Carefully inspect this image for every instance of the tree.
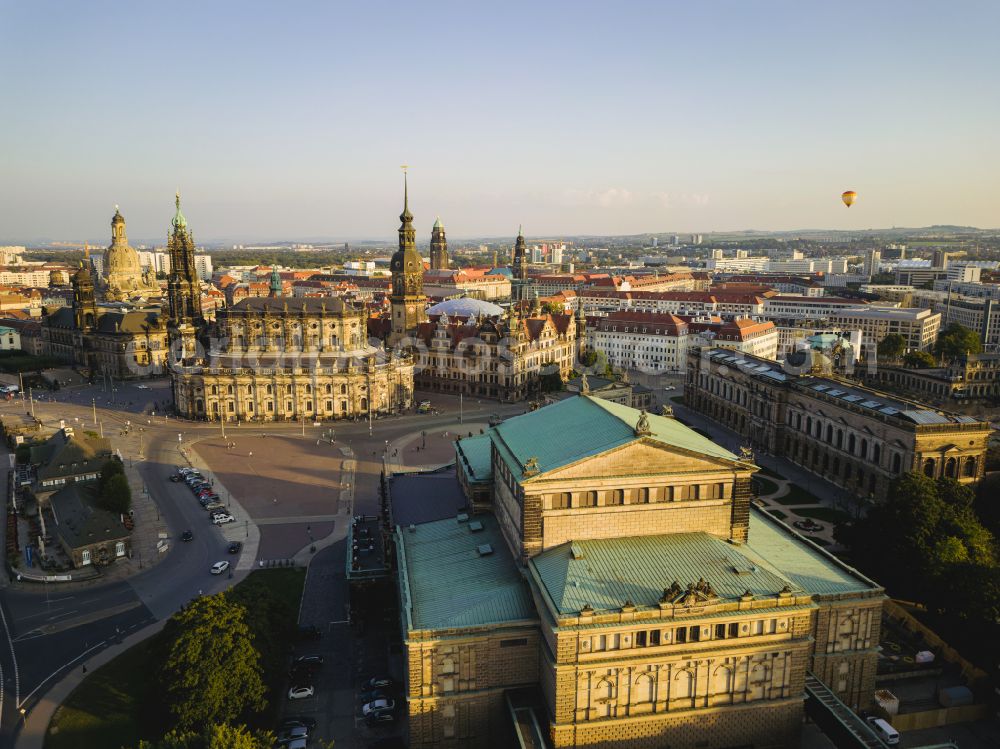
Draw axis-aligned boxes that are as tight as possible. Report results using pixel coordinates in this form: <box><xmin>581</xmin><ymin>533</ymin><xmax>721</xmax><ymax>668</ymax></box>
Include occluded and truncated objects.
<box><xmin>843</xmin><ymin>473</ymin><xmax>998</xmax><ymax>616</ymax></box>
<box><xmin>903</xmin><ymin>351</ymin><xmax>936</xmax><ymax>368</ymax></box>
<box><xmin>877</xmin><ymin>333</ymin><xmax>906</xmax><ymax>360</ymax></box>
<box><xmin>99</xmin><ymin>472</ymin><xmax>132</xmax><ymax>514</ymax></box>
<box><xmin>134</xmin><ymin>724</ymin><xmax>278</xmax><ymax>749</ymax></box>
<box><xmin>160</xmin><ymin>594</ymin><xmax>266</xmax><ymax>730</ymax></box>
<box><xmin>99</xmin><ymin>458</ymin><xmax>124</xmax><ymax>490</ymax></box>
<box><xmin>934</xmin><ymin>323</ymin><xmax>983</xmax><ymax>360</ymax></box>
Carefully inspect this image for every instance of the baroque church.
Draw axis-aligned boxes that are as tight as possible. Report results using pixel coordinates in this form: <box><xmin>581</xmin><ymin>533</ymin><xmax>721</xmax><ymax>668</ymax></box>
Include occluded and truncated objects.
<box><xmin>170</xmin><ymin>188</ymin><xmax>415</xmax><ymax>422</ymax></box>
<box><xmin>41</xmin><ymin>207</ymin><xmax>169</xmax><ymax>379</ymax></box>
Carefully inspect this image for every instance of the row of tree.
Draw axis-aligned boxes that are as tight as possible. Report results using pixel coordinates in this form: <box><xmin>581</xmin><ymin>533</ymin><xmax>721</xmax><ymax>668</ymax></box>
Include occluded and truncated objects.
<box><xmin>877</xmin><ymin>322</ymin><xmax>982</xmax><ymax>366</ymax></box>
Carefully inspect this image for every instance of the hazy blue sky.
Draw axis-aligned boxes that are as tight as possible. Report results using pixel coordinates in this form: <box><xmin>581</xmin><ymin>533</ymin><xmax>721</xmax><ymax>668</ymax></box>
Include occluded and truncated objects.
<box><xmin>2</xmin><ymin>1</ymin><xmax>998</xmax><ymax>242</ymax></box>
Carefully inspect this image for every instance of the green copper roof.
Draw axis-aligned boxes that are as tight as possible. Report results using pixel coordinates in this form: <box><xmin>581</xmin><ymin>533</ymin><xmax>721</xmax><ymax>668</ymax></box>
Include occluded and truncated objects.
<box><xmin>529</xmin><ymin>507</ymin><xmax>879</xmax><ymax>617</ymax></box>
<box><xmin>397</xmin><ymin>515</ymin><xmax>536</xmax><ymax>631</ymax></box>
<box><xmin>456</xmin><ymin>434</ymin><xmax>492</xmax><ymax>484</ymax></box>
<box><xmin>490</xmin><ymin>395</ymin><xmax>740</xmax><ymax>478</ymax></box>
<box><xmin>742</xmin><ymin>510</ymin><xmax>881</xmax><ymax>598</ymax></box>
<box><xmin>433</xmin><ymin>216</ymin><xmax>443</xmax><ymax>230</ymax></box>
<box><xmin>172</xmin><ymin>191</ymin><xmax>187</xmax><ymax>229</ymax></box>
<box><xmin>530</xmin><ymin>530</ymin><xmax>794</xmax><ymax>616</ymax></box>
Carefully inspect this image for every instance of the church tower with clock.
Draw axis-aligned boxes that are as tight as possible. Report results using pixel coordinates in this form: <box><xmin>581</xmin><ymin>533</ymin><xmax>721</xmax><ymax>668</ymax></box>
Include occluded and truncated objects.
<box><xmin>388</xmin><ymin>173</ymin><xmax>426</xmax><ymax>345</ymax></box>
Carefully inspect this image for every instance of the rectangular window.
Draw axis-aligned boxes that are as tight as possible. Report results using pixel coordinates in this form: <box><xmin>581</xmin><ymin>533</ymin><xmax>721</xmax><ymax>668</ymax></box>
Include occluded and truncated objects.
<box><xmin>715</xmin><ymin>623</ymin><xmax>726</xmax><ymax>640</ymax></box>
<box><xmin>552</xmin><ymin>493</ymin><xmax>571</xmax><ymax>509</ymax></box>
<box><xmin>636</xmin><ymin>631</ymin><xmax>647</xmax><ymax>647</ymax></box>
<box><xmin>676</xmin><ymin>627</ymin><xmax>687</xmax><ymax>644</ymax></box>
<box><xmin>500</xmin><ymin>638</ymin><xmax>528</xmax><ymax>648</ymax></box>
<box><xmin>115</xmin><ymin>541</ymin><xmax>126</xmax><ymax>557</ymax></box>
<box><xmin>752</xmin><ymin>620</ymin><xmax>764</xmax><ymax>636</ymax></box>
<box><xmin>728</xmin><ymin>622</ymin><xmax>739</xmax><ymax>638</ymax></box>
<box><xmin>690</xmin><ymin>626</ymin><xmax>701</xmax><ymax>642</ymax></box>
<box><xmin>649</xmin><ymin>629</ymin><xmax>661</xmax><ymax>646</ymax></box>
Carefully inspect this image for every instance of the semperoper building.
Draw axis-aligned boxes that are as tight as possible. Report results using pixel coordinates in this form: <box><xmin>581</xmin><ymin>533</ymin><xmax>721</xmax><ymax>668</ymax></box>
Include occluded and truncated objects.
<box><xmin>396</xmin><ymin>396</ymin><xmax>885</xmax><ymax>749</ymax></box>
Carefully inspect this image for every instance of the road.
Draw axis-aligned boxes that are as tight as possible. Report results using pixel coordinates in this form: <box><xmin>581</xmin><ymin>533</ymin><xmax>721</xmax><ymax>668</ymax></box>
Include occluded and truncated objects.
<box><xmin>0</xmin><ymin>379</ymin><xmax>523</xmax><ymax>748</ymax></box>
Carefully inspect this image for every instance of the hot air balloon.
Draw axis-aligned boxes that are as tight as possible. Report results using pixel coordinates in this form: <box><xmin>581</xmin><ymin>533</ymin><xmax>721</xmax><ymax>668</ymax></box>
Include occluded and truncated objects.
<box><xmin>842</xmin><ymin>190</ymin><xmax>857</xmax><ymax>208</ymax></box>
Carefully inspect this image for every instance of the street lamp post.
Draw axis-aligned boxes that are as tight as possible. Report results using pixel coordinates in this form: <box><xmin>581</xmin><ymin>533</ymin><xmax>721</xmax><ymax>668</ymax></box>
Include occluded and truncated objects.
<box><xmin>92</xmin><ymin>397</ymin><xmax>97</xmax><ymax>425</ymax></box>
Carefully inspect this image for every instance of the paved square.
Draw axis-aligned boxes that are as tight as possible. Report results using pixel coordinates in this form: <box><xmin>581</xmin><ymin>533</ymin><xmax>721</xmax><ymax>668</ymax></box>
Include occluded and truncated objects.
<box><xmin>195</xmin><ymin>434</ymin><xmax>343</xmax><ymax>558</ymax></box>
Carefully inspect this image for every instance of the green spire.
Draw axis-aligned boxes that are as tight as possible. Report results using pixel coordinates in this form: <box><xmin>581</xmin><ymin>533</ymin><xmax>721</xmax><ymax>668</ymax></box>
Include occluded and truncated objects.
<box><xmin>172</xmin><ymin>190</ymin><xmax>187</xmax><ymax>229</ymax></box>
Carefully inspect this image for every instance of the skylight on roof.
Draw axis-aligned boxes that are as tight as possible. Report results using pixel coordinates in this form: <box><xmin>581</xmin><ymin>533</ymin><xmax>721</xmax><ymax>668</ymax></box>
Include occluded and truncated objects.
<box><xmin>842</xmin><ymin>394</ymin><xmax>864</xmax><ymax>403</ymax></box>
<box><xmin>812</xmin><ymin>384</ymin><xmax>830</xmax><ymax>391</ymax></box>
<box><xmin>826</xmin><ymin>389</ymin><xmax>846</xmax><ymax>396</ymax></box>
<box><xmin>879</xmin><ymin>407</ymin><xmax>899</xmax><ymax>415</ymax></box>
<box><xmin>859</xmin><ymin>400</ymin><xmax>882</xmax><ymax>408</ymax></box>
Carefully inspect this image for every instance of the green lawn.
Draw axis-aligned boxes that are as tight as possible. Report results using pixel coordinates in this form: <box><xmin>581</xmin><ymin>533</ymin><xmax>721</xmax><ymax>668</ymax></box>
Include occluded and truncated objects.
<box><xmin>46</xmin><ymin>638</ymin><xmax>159</xmax><ymax>749</ymax></box>
<box><xmin>793</xmin><ymin>506</ymin><xmax>851</xmax><ymax>524</ymax></box>
<box><xmin>46</xmin><ymin>568</ymin><xmax>306</xmax><ymax>749</ymax></box>
<box><xmin>772</xmin><ymin>483</ymin><xmax>820</xmax><ymax>506</ymax></box>
<box><xmin>751</xmin><ymin>476</ymin><xmax>780</xmax><ymax>497</ymax></box>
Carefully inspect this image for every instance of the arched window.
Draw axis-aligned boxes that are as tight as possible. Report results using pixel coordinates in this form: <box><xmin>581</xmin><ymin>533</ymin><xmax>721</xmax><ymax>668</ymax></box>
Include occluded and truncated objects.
<box><xmin>848</xmin><ymin>434</ymin><xmax>856</xmax><ymax>453</ymax></box>
<box><xmin>673</xmin><ymin>670</ymin><xmax>693</xmax><ymax>702</ymax></box>
<box><xmin>266</xmin><ymin>384</ymin><xmax>272</xmax><ymax>394</ymax></box>
<box><xmin>945</xmin><ymin>457</ymin><xmax>957</xmax><ymax>478</ymax></box>
<box><xmin>860</xmin><ymin>439</ymin><xmax>868</xmax><ymax>459</ymax></box>
<box><xmin>227</xmin><ymin>385</ymin><xmax>234</xmax><ymax>395</ymax></box>
<box><xmin>826</xmin><ymin>425</ymin><xmax>833</xmax><ymax>443</ymax></box>
<box><xmin>712</xmin><ymin>666</ymin><xmax>733</xmax><ymax>705</ymax></box>
<box><xmin>872</xmin><ymin>443</ymin><xmax>881</xmax><ymax>464</ymax></box>
<box><xmin>964</xmin><ymin>457</ymin><xmax>977</xmax><ymax>478</ymax></box>
<box><xmin>923</xmin><ymin>458</ymin><xmax>935</xmax><ymax>477</ymax></box>
<box><xmin>340</xmin><ymin>384</ymin><xmax>347</xmax><ymax>394</ymax></box>
<box><xmin>633</xmin><ymin>674</ymin><xmax>654</xmax><ymax>705</ymax></box>
<box><xmin>892</xmin><ymin>453</ymin><xmax>901</xmax><ymax>472</ymax></box>
<box><xmin>360</xmin><ymin>397</ymin><xmax>368</xmax><ymax>412</ymax></box>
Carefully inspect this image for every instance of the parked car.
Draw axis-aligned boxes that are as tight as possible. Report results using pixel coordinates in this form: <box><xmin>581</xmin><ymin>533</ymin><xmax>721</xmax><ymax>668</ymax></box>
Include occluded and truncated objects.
<box><xmin>276</xmin><ymin>725</ymin><xmax>308</xmax><ymax>744</ymax></box>
<box><xmin>284</xmin><ymin>740</ymin><xmax>307</xmax><ymax>749</ymax></box>
<box><xmin>365</xmin><ymin>712</ymin><xmax>395</xmax><ymax>726</ymax></box>
<box><xmin>180</xmin><ymin>530</ymin><xmax>193</xmax><ymax>542</ymax></box>
<box><xmin>169</xmin><ymin>474</ymin><xmax>183</xmax><ymax>482</ymax></box>
<box><xmin>363</xmin><ymin>676</ymin><xmax>393</xmax><ymax>691</ymax></box>
<box><xmin>294</xmin><ymin>654</ymin><xmax>324</xmax><ymax>666</ymax></box>
<box><xmin>227</xmin><ymin>541</ymin><xmax>243</xmax><ymax>554</ymax></box>
<box><xmin>204</xmin><ymin>502</ymin><xmax>226</xmax><ymax>512</ymax></box>
<box><xmin>279</xmin><ymin>716</ymin><xmax>317</xmax><ymax>731</ymax></box>
<box><xmin>287</xmin><ymin>685</ymin><xmax>314</xmax><ymax>700</ymax></box>
<box><xmin>210</xmin><ymin>561</ymin><xmax>230</xmax><ymax>575</ymax></box>
<box><xmin>212</xmin><ymin>514</ymin><xmax>235</xmax><ymax>525</ymax></box>
<box><xmin>362</xmin><ymin>698</ymin><xmax>395</xmax><ymax>716</ymax></box>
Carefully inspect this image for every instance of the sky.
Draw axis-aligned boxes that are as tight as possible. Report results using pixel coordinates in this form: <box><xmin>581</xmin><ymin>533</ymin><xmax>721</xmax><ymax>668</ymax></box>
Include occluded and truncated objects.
<box><xmin>2</xmin><ymin>1</ymin><xmax>999</xmax><ymax>242</ymax></box>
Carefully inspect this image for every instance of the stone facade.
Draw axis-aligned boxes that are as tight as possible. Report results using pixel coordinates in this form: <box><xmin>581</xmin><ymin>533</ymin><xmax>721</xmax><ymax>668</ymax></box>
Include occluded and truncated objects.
<box><xmin>406</xmin><ymin>626</ymin><xmax>540</xmax><ymax>747</ymax></box>
<box><xmin>399</xmin><ymin>397</ymin><xmax>886</xmax><ymax>749</ymax></box>
<box><xmin>102</xmin><ymin>207</ymin><xmax>158</xmax><ymax>301</ymax></box>
<box><xmin>41</xmin><ymin>264</ymin><xmax>169</xmax><ymax>379</ymax></box>
<box><xmin>171</xmin><ymin>297</ymin><xmax>413</xmax><ymax>421</ymax></box>
<box><xmin>685</xmin><ymin>347</ymin><xmax>991</xmax><ymax>499</ymax></box>
<box><xmin>405</xmin><ymin>309</ymin><xmax>580</xmax><ymax>401</ymax></box>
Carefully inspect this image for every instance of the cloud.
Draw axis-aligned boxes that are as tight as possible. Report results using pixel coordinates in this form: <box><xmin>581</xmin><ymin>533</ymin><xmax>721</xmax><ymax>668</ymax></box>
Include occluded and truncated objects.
<box><xmin>563</xmin><ymin>187</ymin><xmax>635</xmax><ymax>207</ymax></box>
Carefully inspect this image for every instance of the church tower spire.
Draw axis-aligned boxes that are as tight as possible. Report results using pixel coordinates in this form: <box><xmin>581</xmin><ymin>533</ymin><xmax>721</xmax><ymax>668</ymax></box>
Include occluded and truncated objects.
<box><xmin>430</xmin><ymin>216</ymin><xmax>449</xmax><ymax>270</ymax></box>
<box><xmin>166</xmin><ymin>191</ymin><xmax>204</xmax><ymax>361</ymax></box>
<box><xmin>388</xmin><ymin>169</ymin><xmax>426</xmax><ymax>345</ymax></box>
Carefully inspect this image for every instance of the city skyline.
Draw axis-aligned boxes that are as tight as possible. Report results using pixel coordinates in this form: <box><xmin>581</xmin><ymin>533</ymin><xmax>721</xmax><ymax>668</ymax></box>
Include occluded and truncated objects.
<box><xmin>3</xmin><ymin>1</ymin><xmax>999</xmax><ymax>240</ymax></box>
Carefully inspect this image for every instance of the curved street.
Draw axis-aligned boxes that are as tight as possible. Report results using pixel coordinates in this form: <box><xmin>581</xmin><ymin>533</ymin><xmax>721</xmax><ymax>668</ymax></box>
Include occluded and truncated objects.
<box><xmin>0</xmin><ymin>379</ymin><xmax>522</xmax><ymax>748</ymax></box>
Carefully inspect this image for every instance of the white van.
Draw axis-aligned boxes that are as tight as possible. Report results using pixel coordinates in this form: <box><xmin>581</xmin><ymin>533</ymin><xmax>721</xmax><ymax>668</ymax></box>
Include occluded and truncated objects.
<box><xmin>868</xmin><ymin>717</ymin><xmax>899</xmax><ymax>745</ymax></box>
